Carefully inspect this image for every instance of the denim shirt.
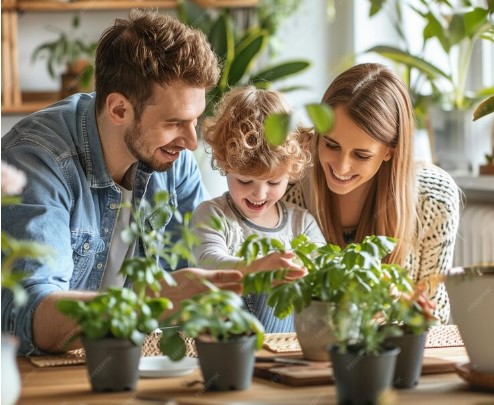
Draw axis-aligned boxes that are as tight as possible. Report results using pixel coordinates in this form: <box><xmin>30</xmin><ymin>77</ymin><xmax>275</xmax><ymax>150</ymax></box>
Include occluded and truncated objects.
<box><xmin>1</xmin><ymin>93</ymin><xmax>207</xmax><ymax>355</ymax></box>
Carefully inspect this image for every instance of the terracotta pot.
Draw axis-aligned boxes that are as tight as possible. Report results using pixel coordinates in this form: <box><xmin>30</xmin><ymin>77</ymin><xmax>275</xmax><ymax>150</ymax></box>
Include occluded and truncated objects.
<box><xmin>445</xmin><ymin>265</ymin><xmax>494</xmax><ymax>373</ymax></box>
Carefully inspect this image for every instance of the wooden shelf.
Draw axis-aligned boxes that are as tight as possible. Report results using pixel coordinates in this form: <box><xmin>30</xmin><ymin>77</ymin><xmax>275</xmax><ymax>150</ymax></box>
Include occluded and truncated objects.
<box><xmin>1</xmin><ymin>0</ymin><xmax>259</xmax><ymax>115</ymax></box>
<box><xmin>15</xmin><ymin>0</ymin><xmax>178</xmax><ymax>12</ymax></box>
<box><xmin>2</xmin><ymin>91</ymin><xmax>59</xmax><ymax>114</ymax></box>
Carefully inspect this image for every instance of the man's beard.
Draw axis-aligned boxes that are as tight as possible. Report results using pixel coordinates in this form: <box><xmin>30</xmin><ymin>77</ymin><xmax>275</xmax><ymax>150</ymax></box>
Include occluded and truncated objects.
<box><xmin>124</xmin><ymin>120</ymin><xmax>173</xmax><ymax>172</ymax></box>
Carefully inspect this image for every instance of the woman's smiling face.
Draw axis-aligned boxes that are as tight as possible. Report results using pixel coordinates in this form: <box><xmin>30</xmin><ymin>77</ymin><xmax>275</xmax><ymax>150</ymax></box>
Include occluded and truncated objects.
<box><xmin>318</xmin><ymin>106</ymin><xmax>392</xmax><ymax>196</ymax></box>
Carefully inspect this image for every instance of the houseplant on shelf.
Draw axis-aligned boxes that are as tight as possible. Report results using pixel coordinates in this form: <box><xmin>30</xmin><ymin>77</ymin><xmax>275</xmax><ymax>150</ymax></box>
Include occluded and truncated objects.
<box><xmin>364</xmin><ymin>0</ymin><xmax>494</xmax><ymax>173</ymax></box>
<box><xmin>56</xmin><ymin>190</ymin><xmax>198</xmax><ymax>392</ymax></box>
<box><xmin>31</xmin><ymin>14</ymin><xmax>97</xmax><ymax>99</ymax></box>
<box><xmin>159</xmin><ymin>280</ymin><xmax>265</xmax><ymax>391</ymax></box>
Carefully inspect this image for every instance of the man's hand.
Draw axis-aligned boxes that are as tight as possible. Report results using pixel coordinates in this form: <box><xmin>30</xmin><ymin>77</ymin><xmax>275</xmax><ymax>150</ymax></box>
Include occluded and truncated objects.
<box><xmin>161</xmin><ymin>268</ymin><xmax>244</xmax><ymax>311</ymax></box>
<box><xmin>241</xmin><ymin>251</ymin><xmax>307</xmax><ymax>282</ymax></box>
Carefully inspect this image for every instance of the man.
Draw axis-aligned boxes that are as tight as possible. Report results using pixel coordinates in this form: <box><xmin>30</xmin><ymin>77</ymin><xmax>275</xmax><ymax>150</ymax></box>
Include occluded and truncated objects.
<box><xmin>1</xmin><ymin>10</ymin><xmax>243</xmax><ymax>356</ymax></box>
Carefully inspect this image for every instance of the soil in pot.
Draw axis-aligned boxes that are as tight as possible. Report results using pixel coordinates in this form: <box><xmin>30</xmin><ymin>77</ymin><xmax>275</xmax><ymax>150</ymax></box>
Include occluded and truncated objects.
<box><xmin>195</xmin><ymin>335</ymin><xmax>257</xmax><ymax>391</ymax></box>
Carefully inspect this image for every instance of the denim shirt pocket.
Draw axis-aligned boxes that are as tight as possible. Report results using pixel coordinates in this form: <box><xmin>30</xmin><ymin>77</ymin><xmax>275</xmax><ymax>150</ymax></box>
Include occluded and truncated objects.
<box><xmin>70</xmin><ymin>231</ymin><xmax>105</xmax><ymax>287</ymax></box>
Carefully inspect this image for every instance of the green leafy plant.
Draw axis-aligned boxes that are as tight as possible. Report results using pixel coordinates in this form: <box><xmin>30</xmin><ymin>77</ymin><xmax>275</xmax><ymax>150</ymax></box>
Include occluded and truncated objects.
<box><xmin>239</xmin><ymin>234</ymin><xmax>428</xmax><ymax>355</ymax></box>
<box><xmin>159</xmin><ymin>280</ymin><xmax>265</xmax><ymax>361</ymax></box>
<box><xmin>178</xmin><ymin>5</ymin><xmax>311</xmax><ymax>118</ymax></box>
<box><xmin>31</xmin><ymin>14</ymin><xmax>97</xmax><ymax>86</ymax></box>
<box><xmin>1</xmin><ymin>161</ymin><xmax>53</xmax><ymax>307</ymax></box>
<box><xmin>365</xmin><ymin>0</ymin><xmax>494</xmax><ymax>111</ymax></box>
<box><xmin>57</xmin><ymin>191</ymin><xmax>199</xmax><ymax>346</ymax></box>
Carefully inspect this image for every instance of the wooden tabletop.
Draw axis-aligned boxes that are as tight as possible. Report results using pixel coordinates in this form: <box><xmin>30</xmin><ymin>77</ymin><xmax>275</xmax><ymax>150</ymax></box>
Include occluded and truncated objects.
<box><xmin>16</xmin><ymin>347</ymin><xmax>493</xmax><ymax>405</ymax></box>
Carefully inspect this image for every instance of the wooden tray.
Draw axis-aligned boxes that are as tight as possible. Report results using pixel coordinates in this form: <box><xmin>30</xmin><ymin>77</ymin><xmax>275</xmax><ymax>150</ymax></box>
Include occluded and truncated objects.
<box><xmin>254</xmin><ymin>356</ymin><xmax>457</xmax><ymax>387</ymax></box>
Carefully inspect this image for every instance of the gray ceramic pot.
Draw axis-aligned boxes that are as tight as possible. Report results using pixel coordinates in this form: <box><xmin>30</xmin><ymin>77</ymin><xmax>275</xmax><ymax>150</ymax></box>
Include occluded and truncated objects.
<box><xmin>445</xmin><ymin>265</ymin><xmax>494</xmax><ymax>373</ymax></box>
<box><xmin>195</xmin><ymin>335</ymin><xmax>257</xmax><ymax>391</ymax></box>
<box><xmin>294</xmin><ymin>301</ymin><xmax>335</xmax><ymax>361</ymax></box>
<box><xmin>82</xmin><ymin>337</ymin><xmax>141</xmax><ymax>392</ymax></box>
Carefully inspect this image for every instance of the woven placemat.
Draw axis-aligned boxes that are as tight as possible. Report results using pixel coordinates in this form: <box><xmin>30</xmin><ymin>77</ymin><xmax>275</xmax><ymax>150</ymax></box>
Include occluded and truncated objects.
<box><xmin>29</xmin><ymin>349</ymin><xmax>86</xmax><ymax>367</ymax></box>
<box><xmin>263</xmin><ymin>333</ymin><xmax>301</xmax><ymax>353</ymax></box>
<box><xmin>262</xmin><ymin>325</ymin><xmax>464</xmax><ymax>354</ymax></box>
<box><xmin>29</xmin><ymin>331</ymin><xmax>197</xmax><ymax>368</ymax></box>
<box><xmin>425</xmin><ymin>324</ymin><xmax>464</xmax><ymax>348</ymax></box>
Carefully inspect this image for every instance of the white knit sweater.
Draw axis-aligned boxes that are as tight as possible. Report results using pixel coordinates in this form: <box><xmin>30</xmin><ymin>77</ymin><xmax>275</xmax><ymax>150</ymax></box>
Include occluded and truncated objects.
<box><xmin>283</xmin><ymin>164</ymin><xmax>460</xmax><ymax>324</ymax></box>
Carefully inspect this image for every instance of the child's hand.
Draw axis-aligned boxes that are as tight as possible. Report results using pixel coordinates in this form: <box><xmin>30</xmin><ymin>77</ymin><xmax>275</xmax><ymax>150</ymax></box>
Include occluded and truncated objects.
<box><xmin>246</xmin><ymin>251</ymin><xmax>307</xmax><ymax>281</ymax></box>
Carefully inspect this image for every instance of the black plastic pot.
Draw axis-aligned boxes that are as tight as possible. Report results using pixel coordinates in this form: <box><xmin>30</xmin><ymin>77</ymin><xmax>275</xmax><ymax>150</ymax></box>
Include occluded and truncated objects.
<box><xmin>329</xmin><ymin>345</ymin><xmax>400</xmax><ymax>405</ymax></box>
<box><xmin>387</xmin><ymin>331</ymin><xmax>427</xmax><ymax>388</ymax></box>
<box><xmin>195</xmin><ymin>335</ymin><xmax>257</xmax><ymax>391</ymax></box>
<box><xmin>82</xmin><ymin>337</ymin><xmax>141</xmax><ymax>392</ymax></box>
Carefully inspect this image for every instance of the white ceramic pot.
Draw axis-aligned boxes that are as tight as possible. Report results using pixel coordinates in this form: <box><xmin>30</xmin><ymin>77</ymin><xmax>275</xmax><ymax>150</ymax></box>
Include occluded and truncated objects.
<box><xmin>1</xmin><ymin>334</ymin><xmax>21</xmax><ymax>405</ymax></box>
<box><xmin>445</xmin><ymin>265</ymin><xmax>494</xmax><ymax>373</ymax></box>
<box><xmin>294</xmin><ymin>301</ymin><xmax>335</xmax><ymax>361</ymax></box>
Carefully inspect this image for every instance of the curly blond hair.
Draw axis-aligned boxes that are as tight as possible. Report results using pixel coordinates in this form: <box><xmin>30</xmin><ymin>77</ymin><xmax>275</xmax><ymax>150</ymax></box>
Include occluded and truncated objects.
<box><xmin>202</xmin><ymin>86</ymin><xmax>312</xmax><ymax>181</ymax></box>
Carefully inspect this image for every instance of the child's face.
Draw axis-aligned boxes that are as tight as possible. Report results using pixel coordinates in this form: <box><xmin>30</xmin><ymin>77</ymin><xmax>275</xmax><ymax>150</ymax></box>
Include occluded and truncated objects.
<box><xmin>226</xmin><ymin>172</ymin><xmax>289</xmax><ymax>227</ymax></box>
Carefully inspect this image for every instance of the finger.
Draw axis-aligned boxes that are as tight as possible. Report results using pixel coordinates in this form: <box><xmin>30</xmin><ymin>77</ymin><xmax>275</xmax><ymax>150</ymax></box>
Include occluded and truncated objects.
<box><xmin>206</xmin><ymin>269</ymin><xmax>244</xmax><ymax>283</ymax></box>
<box><xmin>217</xmin><ymin>282</ymin><xmax>243</xmax><ymax>295</ymax></box>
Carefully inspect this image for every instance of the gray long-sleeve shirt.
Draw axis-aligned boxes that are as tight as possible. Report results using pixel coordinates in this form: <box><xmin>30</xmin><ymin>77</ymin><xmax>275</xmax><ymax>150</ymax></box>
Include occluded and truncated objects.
<box><xmin>190</xmin><ymin>192</ymin><xmax>326</xmax><ymax>333</ymax></box>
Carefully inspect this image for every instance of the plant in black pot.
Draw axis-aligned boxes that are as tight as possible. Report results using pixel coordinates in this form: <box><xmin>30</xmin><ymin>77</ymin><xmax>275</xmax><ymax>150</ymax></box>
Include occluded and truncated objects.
<box><xmin>57</xmin><ymin>191</ymin><xmax>197</xmax><ymax>392</ymax></box>
<box><xmin>240</xmin><ymin>234</ymin><xmax>416</xmax><ymax>403</ymax></box>
<box><xmin>159</xmin><ymin>281</ymin><xmax>265</xmax><ymax>391</ymax></box>
<box><xmin>384</xmin><ymin>279</ymin><xmax>438</xmax><ymax>389</ymax></box>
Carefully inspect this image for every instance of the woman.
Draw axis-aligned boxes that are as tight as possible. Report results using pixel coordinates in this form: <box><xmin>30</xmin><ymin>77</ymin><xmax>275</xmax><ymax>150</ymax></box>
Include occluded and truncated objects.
<box><xmin>284</xmin><ymin>63</ymin><xmax>460</xmax><ymax>323</ymax></box>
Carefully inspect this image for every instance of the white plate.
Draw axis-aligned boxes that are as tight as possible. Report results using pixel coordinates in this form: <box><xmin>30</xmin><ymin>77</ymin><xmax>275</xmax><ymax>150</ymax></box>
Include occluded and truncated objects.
<box><xmin>139</xmin><ymin>356</ymin><xmax>198</xmax><ymax>378</ymax></box>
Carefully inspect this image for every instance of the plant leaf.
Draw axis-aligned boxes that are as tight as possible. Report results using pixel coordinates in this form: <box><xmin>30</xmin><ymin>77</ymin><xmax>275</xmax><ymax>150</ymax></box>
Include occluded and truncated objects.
<box><xmin>473</xmin><ymin>94</ymin><xmax>494</xmax><ymax>121</ymax></box>
<box><xmin>250</xmin><ymin>60</ymin><xmax>311</xmax><ymax>86</ymax></box>
<box><xmin>305</xmin><ymin>103</ymin><xmax>334</xmax><ymax>134</ymax></box>
<box><xmin>264</xmin><ymin>113</ymin><xmax>290</xmax><ymax>146</ymax></box>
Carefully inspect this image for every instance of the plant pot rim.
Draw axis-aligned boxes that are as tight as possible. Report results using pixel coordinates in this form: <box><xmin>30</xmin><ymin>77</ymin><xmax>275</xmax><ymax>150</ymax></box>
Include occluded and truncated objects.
<box><xmin>196</xmin><ymin>334</ymin><xmax>258</xmax><ymax>344</ymax></box>
<box><xmin>446</xmin><ymin>265</ymin><xmax>494</xmax><ymax>278</ymax></box>
<box><xmin>329</xmin><ymin>344</ymin><xmax>401</xmax><ymax>358</ymax></box>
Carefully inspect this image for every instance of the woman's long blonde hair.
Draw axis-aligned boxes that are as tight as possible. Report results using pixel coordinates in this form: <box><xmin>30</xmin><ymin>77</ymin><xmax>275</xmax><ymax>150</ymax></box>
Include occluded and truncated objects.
<box><xmin>311</xmin><ymin>63</ymin><xmax>417</xmax><ymax>265</ymax></box>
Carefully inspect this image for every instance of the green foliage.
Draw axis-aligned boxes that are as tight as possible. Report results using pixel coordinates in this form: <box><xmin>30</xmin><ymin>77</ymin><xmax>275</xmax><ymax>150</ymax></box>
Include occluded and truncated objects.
<box><xmin>1</xmin><ymin>172</ymin><xmax>54</xmax><ymax>308</ymax></box>
<box><xmin>159</xmin><ymin>280</ymin><xmax>265</xmax><ymax>361</ymax></box>
<box><xmin>365</xmin><ymin>1</ymin><xmax>494</xmax><ymax>111</ymax></box>
<box><xmin>31</xmin><ymin>14</ymin><xmax>97</xmax><ymax>83</ymax></box>
<box><xmin>473</xmin><ymin>94</ymin><xmax>494</xmax><ymax>120</ymax></box>
<box><xmin>1</xmin><ymin>232</ymin><xmax>52</xmax><ymax>307</ymax></box>
<box><xmin>57</xmin><ymin>191</ymin><xmax>196</xmax><ymax>346</ymax></box>
<box><xmin>239</xmin><ymin>234</ymin><xmax>434</xmax><ymax>355</ymax></box>
<box><xmin>263</xmin><ymin>104</ymin><xmax>334</xmax><ymax>146</ymax></box>
<box><xmin>177</xmin><ymin>5</ymin><xmax>311</xmax><ymax>118</ymax></box>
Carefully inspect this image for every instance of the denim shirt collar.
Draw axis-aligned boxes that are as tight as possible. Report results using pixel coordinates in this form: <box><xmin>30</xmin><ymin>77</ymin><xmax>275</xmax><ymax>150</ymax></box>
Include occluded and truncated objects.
<box><xmin>82</xmin><ymin>98</ymin><xmax>155</xmax><ymax>191</ymax></box>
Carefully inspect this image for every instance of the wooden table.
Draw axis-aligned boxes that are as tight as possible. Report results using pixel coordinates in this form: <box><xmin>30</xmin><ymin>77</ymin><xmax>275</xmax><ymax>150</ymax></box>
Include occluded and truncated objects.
<box><xmin>16</xmin><ymin>347</ymin><xmax>493</xmax><ymax>405</ymax></box>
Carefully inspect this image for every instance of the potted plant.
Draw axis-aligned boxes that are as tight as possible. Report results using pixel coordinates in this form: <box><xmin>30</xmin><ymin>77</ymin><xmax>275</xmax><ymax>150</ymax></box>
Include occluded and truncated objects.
<box><xmin>56</xmin><ymin>191</ymin><xmax>197</xmax><ymax>392</ymax></box>
<box><xmin>159</xmin><ymin>280</ymin><xmax>265</xmax><ymax>391</ymax></box>
<box><xmin>364</xmin><ymin>0</ymin><xmax>494</xmax><ymax>172</ymax></box>
<box><xmin>240</xmin><ymin>234</ymin><xmax>414</xmax><ymax>402</ymax></box>
<box><xmin>384</xmin><ymin>279</ymin><xmax>438</xmax><ymax>388</ymax></box>
<box><xmin>445</xmin><ymin>265</ymin><xmax>494</xmax><ymax>375</ymax></box>
<box><xmin>1</xmin><ymin>161</ymin><xmax>54</xmax><ymax>405</ymax></box>
<box><xmin>31</xmin><ymin>14</ymin><xmax>97</xmax><ymax>99</ymax></box>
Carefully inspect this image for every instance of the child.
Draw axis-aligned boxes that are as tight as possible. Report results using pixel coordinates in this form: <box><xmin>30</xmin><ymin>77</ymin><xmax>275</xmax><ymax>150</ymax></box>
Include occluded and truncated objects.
<box><xmin>191</xmin><ymin>86</ymin><xmax>326</xmax><ymax>333</ymax></box>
